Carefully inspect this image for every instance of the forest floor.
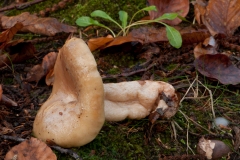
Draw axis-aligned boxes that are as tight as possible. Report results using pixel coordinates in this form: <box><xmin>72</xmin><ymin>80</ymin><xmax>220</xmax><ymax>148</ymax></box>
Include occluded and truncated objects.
<box><xmin>1</xmin><ymin>0</ymin><xmax>240</xmax><ymax>160</ymax></box>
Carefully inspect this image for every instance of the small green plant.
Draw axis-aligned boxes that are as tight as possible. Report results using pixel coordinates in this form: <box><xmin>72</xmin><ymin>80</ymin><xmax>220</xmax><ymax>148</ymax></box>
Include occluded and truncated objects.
<box><xmin>76</xmin><ymin>6</ymin><xmax>182</xmax><ymax>48</ymax></box>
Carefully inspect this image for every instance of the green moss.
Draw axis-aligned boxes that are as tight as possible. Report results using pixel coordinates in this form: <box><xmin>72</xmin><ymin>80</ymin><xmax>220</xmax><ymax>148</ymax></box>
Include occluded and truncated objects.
<box><xmin>7</xmin><ymin>0</ymin><xmax>146</xmax><ymax>27</ymax></box>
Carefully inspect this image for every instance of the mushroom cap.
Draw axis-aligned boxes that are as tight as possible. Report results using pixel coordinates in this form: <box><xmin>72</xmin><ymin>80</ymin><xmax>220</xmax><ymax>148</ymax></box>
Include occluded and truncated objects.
<box><xmin>33</xmin><ymin>38</ymin><xmax>105</xmax><ymax>148</ymax></box>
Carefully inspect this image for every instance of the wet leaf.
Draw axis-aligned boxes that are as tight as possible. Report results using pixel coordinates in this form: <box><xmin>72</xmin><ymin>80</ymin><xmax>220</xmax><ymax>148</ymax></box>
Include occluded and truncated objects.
<box><xmin>5</xmin><ymin>137</ymin><xmax>57</xmax><ymax>160</ymax></box>
<box><xmin>194</xmin><ymin>0</ymin><xmax>240</xmax><ymax>36</ymax></box>
<box><xmin>1</xmin><ymin>12</ymin><xmax>77</xmax><ymax>36</ymax></box>
<box><xmin>148</xmin><ymin>0</ymin><xmax>189</xmax><ymax>25</ymax></box>
<box><xmin>194</xmin><ymin>54</ymin><xmax>240</xmax><ymax>85</ymax></box>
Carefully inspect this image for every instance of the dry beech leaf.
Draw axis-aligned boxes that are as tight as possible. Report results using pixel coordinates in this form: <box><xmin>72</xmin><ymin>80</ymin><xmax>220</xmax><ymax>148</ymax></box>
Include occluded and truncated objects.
<box><xmin>88</xmin><ymin>35</ymin><xmax>114</xmax><ymax>52</ymax></box>
<box><xmin>194</xmin><ymin>54</ymin><xmax>240</xmax><ymax>85</ymax></box>
<box><xmin>194</xmin><ymin>0</ymin><xmax>240</xmax><ymax>36</ymax></box>
<box><xmin>148</xmin><ymin>0</ymin><xmax>189</xmax><ymax>25</ymax></box>
<box><xmin>1</xmin><ymin>12</ymin><xmax>77</xmax><ymax>36</ymax></box>
<box><xmin>0</xmin><ymin>42</ymin><xmax>36</xmax><ymax>68</ymax></box>
<box><xmin>5</xmin><ymin>137</ymin><xmax>57</xmax><ymax>160</ymax></box>
<box><xmin>0</xmin><ymin>22</ymin><xmax>23</xmax><ymax>49</ymax></box>
<box><xmin>25</xmin><ymin>52</ymin><xmax>58</xmax><ymax>83</ymax></box>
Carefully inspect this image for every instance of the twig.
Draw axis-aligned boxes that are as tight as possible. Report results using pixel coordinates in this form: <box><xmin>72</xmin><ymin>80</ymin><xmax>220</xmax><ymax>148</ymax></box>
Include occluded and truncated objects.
<box><xmin>186</xmin><ymin>122</ymin><xmax>195</xmax><ymax>154</ymax></box>
<box><xmin>0</xmin><ymin>134</ymin><xmax>25</xmax><ymax>142</ymax></box>
<box><xmin>196</xmin><ymin>79</ymin><xmax>215</xmax><ymax>118</ymax></box>
<box><xmin>51</xmin><ymin>146</ymin><xmax>82</xmax><ymax>160</ymax></box>
<box><xmin>0</xmin><ymin>135</ymin><xmax>81</xmax><ymax>160</ymax></box>
<box><xmin>0</xmin><ymin>0</ymin><xmax>45</xmax><ymax>12</ymax></box>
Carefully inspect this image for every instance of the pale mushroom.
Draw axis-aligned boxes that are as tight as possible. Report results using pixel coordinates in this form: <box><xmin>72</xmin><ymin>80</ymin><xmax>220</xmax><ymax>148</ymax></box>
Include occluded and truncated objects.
<box><xmin>104</xmin><ymin>80</ymin><xmax>179</xmax><ymax>121</ymax></box>
<box><xmin>33</xmin><ymin>37</ymin><xmax>179</xmax><ymax>148</ymax></box>
<box><xmin>33</xmin><ymin>38</ymin><xmax>105</xmax><ymax>148</ymax></box>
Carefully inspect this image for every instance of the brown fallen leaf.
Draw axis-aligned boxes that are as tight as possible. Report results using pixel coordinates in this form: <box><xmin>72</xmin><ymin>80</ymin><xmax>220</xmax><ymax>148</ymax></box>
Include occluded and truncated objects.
<box><xmin>88</xmin><ymin>35</ymin><xmax>114</xmax><ymax>51</ymax></box>
<box><xmin>1</xmin><ymin>12</ymin><xmax>77</xmax><ymax>36</ymax></box>
<box><xmin>0</xmin><ymin>22</ymin><xmax>23</xmax><ymax>49</ymax></box>
<box><xmin>0</xmin><ymin>42</ymin><xmax>36</xmax><ymax>68</ymax></box>
<box><xmin>194</xmin><ymin>54</ymin><xmax>240</xmax><ymax>85</ymax></box>
<box><xmin>148</xmin><ymin>0</ymin><xmax>189</xmax><ymax>25</ymax></box>
<box><xmin>5</xmin><ymin>137</ymin><xmax>57</xmax><ymax>160</ymax></box>
<box><xmin>194</xmin><ymin>0</ymin><xmax>240</xmax><ymax>36</ymax></box>
<box><xmin>25</xmin><ymin>52</ymin><xmax>58</xmax><ymax>83</ymax></box>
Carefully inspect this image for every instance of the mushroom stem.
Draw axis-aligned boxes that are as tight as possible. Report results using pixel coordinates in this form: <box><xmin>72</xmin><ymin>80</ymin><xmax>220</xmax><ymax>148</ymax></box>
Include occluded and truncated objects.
<box><xmin>33</xmin><ymin>38</ymin><xmax>105</xmax><ymax>148</ymax></box>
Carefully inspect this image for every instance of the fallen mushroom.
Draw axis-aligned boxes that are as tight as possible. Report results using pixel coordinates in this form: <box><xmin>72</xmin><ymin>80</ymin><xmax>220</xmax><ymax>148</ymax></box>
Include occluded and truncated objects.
<box><xmin>104</xmin><ymin>81</ymin><xmax>179</xmax><ymax>121</ymax></box>
<box><xmin>33</xmin><ymin>37</ymin><xmax>179</xmax><ymax>148</ymax></box>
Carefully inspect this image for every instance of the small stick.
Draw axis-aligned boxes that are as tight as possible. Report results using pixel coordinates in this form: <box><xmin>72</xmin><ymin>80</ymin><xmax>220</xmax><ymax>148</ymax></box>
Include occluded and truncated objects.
<box><xmin>0</xmin><ymin>0</ymin><xmax>45</xmax><ymax>12</ymax></box>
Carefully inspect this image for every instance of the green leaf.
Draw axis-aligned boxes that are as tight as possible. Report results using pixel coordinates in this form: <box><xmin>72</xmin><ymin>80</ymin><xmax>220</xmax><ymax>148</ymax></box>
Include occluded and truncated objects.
<box><xmin>165</xmin><ymin>25</ymin><xmax>182</xmax><ymax>48</ymax></box>
<box><xmin>141</xmin><ymin>5</ymin><xmax>157</xmax><ymax>11</ymax></box>
<box><xmin>76</xmin><ymin>16</ymin><xmax>105</xmax><ymax>27</ymax></box>
<box><xmin>155</xmin><ymin>13</ymin><xmax>178</xmax><ymax>21</ymax></box>
<box><xmin>119</xmin><ymin>11</ymin><xmax>128</xmax><ymax>28</ymax></box>
<box><xmin>91</xmin><ymin>10</ymin><xmax>115</xmax><ymax>22</ymax></box>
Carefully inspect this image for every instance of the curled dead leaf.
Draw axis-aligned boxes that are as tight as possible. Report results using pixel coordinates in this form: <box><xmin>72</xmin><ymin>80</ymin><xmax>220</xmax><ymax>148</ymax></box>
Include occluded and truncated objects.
<box><xmin>88</xmin><ymin>35</ymin><xmax>114</xmax><ymax>52</ymax></box>
<box><xmin>1</xmin><ymin>12</ymin><xmax>77</xmax><ymax>36</ymax></box>
<box><xmin>5</xmin><ymin>137</ymin><xmax>57</xmax><ymax>160</ymax></box>
<box><xmin>193</xmin><ymin>0</ymin><xmax>240</xmax><ymax>36</ymax></box>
